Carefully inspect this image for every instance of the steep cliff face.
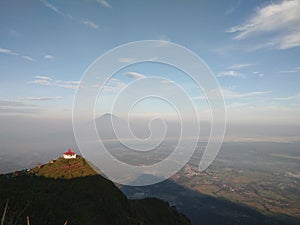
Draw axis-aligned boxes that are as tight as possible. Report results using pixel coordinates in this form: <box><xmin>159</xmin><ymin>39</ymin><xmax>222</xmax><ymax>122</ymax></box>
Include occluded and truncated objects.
<box><xmin>0</xmin><ymin>156</ymin><xmax>190</xmax><ymax>225</ymax></box>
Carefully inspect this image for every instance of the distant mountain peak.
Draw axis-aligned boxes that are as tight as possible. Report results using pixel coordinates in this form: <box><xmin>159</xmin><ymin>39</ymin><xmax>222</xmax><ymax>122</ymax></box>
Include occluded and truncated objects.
<box><xmin>97</xmin><ymin>113</ymin><xmax>121</xmax><ymax>119</ymax></box>
<box><xmin>94</xmin><ymin>113</ymin><xmax>125</xmax><ymax>125</ymax></box>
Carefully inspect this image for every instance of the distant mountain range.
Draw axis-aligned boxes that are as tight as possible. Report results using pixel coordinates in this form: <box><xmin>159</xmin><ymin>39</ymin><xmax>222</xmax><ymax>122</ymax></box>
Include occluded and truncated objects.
<box><xmin>93</xmin><ymin>113</ymin><xmax>184</xmax><ymax>141</ymax></box>
<box><xmin>94</xmin><ymin>113</ymin><xmax>131</xmax><ymax>140</ymax></box>
<box><xmin>0</xmin><ymin>156</ymin><xmax>190</xmax><ymax>225</ymax></box>
<box><xmin>1</xmin><ymin>155</ymin><xmax>299</xmax><ymax>225</ymax></box>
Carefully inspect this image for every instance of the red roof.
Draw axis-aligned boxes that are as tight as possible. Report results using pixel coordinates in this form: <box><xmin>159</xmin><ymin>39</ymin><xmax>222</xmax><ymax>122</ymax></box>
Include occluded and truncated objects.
<box><xmin>64</xmin><ymin>149</ymin><xmax>76</xmax><ymax>155</ymax></box>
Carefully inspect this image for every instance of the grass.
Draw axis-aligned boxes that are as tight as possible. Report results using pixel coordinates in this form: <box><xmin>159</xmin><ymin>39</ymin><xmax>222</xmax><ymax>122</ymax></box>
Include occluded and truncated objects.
<box><xmin>30</xmin><ymin>156</ymin><xmax>98</xmax><ymax>179</ymax></box>
<box><xmin>0</xmin><ymin>156</ymin><xmax>190</xmax><ymax>225</ymax></box>
<box><xmin>1</xmin><ymin>200</ymin><xmax>8</xmax><ymax>225</ymax></box>
<box><xmin>1</xmin><ymin>204</ymin><xmax>68</xmax><ymax>225</ymax></box>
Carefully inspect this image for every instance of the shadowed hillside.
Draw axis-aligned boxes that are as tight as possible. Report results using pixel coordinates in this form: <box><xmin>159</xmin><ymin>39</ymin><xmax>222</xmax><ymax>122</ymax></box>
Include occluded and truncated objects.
<box><xmin>122</xmin><ymin>175</ymin><xmax>300</xmax><ymax>225</ymax></box>
<box><xmin>0</xmin><ymin>156</ymin><xmax>190</xmax><ymax>225</ymax></box>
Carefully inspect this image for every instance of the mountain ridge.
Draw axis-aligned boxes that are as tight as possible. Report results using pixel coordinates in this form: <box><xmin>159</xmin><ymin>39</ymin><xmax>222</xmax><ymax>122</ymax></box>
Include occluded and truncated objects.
<box><xmin>0</xmin><ymin>156</ymin><xmax>190</xmax><ymax>225</ymax></box>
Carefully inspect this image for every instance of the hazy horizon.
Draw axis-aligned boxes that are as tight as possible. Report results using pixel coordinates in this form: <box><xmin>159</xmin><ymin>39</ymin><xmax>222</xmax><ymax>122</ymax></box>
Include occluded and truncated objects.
<box><xmin>0</xmin><ymin>0</ymin><xmax>300</xmax><ymax>179</ymax></box>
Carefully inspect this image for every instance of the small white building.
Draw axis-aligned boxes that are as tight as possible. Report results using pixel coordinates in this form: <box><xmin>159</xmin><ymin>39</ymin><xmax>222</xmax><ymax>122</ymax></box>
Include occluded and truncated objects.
<box><xmin>63</xmin><ymin>149</ymin><xmax>76</xmax><ymax>159</ymax></box>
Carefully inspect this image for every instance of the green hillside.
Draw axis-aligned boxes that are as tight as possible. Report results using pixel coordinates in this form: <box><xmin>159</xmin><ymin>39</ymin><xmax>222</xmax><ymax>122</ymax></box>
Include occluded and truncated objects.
<box><xmin>0</xmin><ymin>156</ymin><xmax>190</xmax><ymax>225</ymax></box>
<box><xmin>30</xmin><ymin>156</ymin><xmax>98</xmax><ymax>179</ymax></box>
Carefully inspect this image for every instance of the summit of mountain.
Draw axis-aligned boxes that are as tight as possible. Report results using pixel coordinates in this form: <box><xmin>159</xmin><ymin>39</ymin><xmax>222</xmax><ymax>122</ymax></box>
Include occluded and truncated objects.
<box><xmin>0</xmin><ymin>155</ymin><xmax>190</xmax><ymax>225</ymax></box>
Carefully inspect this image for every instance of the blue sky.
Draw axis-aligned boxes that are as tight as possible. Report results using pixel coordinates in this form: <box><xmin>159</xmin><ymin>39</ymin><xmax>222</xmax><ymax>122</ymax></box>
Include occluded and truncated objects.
<box><xmin>0</xmin><ymin>0</ymin><xmax>300</xmax><ymax>128</ymax></box>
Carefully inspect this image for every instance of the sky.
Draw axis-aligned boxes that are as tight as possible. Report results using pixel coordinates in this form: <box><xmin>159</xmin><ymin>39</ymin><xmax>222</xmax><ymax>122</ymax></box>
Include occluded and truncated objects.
<box><xmin>0</xmin><ymin>0</ymin><xmax>300</xmax><ymax>147</ymax></box>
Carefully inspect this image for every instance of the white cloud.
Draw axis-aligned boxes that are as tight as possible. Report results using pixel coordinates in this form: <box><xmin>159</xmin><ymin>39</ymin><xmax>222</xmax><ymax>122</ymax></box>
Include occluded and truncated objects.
<box><xmin>226</xmin><ymin>102</ymin><xmax>249</xmax><ymax>108</ymax></box>
<box><xmin>97</xmin><ymin>0</ymin><xmax>112</xmax><ymax>8</ymax></box>
<box><xmin>55</xmin><ymin>82</ymin><xmax>81</xmax><ymax>89</ymax></box>
<box><xmin>218</xmin><ymin>64</ymin><xmax>253</xmax><ymax>78</ymax></box>
<box><xmin>193</xmin><ymin>88</ymin><xmax>271</xmax><ymax>100</ymax></box>
<box><xmin>35</xmin><ymin>75</ymin><xmax>53</xmax><ymax>80</ymax></box>
<box><xmin>19</xmin><ymin>96</ymin><xmax>63</xmax><ymax>101</ymax></box>
<box><xmin>21</xmin><ymin>55</ymin><xmax>34</xmax><ymax>61</ymax></box>
<box><xmin>29</xmin><ymin>76</ymin><xmax>108</xmax><ymax>90</ymax></box>
<box><xmin>275</xmin><ymin>30</ymin><xmax>300</xmax><ymax>49</ymax></box>
<box><xmin>124</xmin><ymin>72</ymin><xmax>146</xmax><ymax>79</ymax></box>
<box><xmin>57</xmin><ymin>84</ymin><xmax>80</xmax><ymax>89</ymax></box>
<box><xmin>280</xmin><ymin>66</ymin><xmax>300</xmax><ymax>73</ymax></box>
<box><xmin>154</xmin><ymin>34</ymin><xmax>171</xmax><ymax>47</ymax></box>
<box><xmin>275</xmin><ymin>93</ymin><xmax>300</xmax><ymax>101</ymax></box>
<box><xmin>217</xmin><ymin>70</ymin><xmax>245</xmax><ymax>78</ymax></box>
<box><xmin>227</xmin><ymin>0</ymin><xmax>300</xmax><ymax>49</ymax></box>
<box><xmin>280</xmin><ymin>70</ymin><xmax>298</xmax><ymax>73</ymax></box>
<box><xmin>81</xmin><ymin>20</ymin><xmax>99</xmax><ymax>29</ymax></box>
<box><xmin>44</xmin><ymin>54</ymin><xmax>54</xmax><ymax>60</ymax></box>
<box><xmin>40</xmin><ymin>0</ymin><xmax>99</xmax><ymax>29</ymax></box>
<box><xmin>228</xmin><ymin>63</ymin><xmax>252</xmax><ymax>69</ymax></box>
<box><xmin>0</xmin><ymin>99</ymin><xmax>39</xmax><ymax>114</ymax></box>
<box><xmin>252</xmin><ymin>71</ymin><xmax>264</xmax><ymax>77</ymax></box>
<box><xmin>0</xmin><ymin>48</ymin><xmax>34</xmax><ymax>61</ymax></box>
<box><xmin>40</xmin><ymin>0</ymin><xmax>62</xmax><ymax>14</ymax></box>
<box><xmin>29</xmin><ymin>76</ymin><xmax>81</xmax><ymax>89</ymax></box>
<box><xmin>155</xmin><ymin>40</ymin><xmax>170</xmax><ymax>47</ymax></box>
<box><xmin>0</xmin><ymin>48</ymin><xmax>18</xmax><ymax>56</ymax></box>
<box><xmin>103</xmin><ymin>78</ymin><xmax>127</xmax><ymax>92</ymax></box>
<box><xmin>160</xmin><ymin>80</ymin><xmax>175</xmax><ymax>84</ymax></box>
<box><xmin>222</xmin><ymin>89</ymin><xmax>271</xmax><ymax>99</ymax></box>
<box><xmin>56</xmin><ymin>80</ymin><xmax>80</xmax><ymax>85</ymax></box>
<box><xmin>56</xmin><ymin>80</ymin><xmax>81</xmax><ymax>89</ymax></box>
<box><xmin>29</xmin><ymin>79</ymin><xmax>52</xmax><ymax>86</ymax></box>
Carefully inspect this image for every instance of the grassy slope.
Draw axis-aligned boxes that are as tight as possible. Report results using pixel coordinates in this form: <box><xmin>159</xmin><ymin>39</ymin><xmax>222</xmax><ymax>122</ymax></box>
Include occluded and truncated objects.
<box><xmin>0</xmin><ymin>156</ymin><xmax>190</xmax><ymax>225</ymax></box>
<box><xmin>31</xmin><ymin>156</ymin><xmax>98</xmax><ymax>179</ymax></box>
